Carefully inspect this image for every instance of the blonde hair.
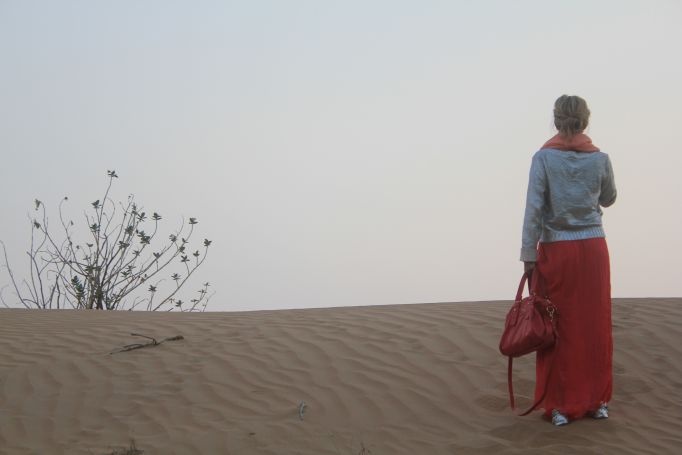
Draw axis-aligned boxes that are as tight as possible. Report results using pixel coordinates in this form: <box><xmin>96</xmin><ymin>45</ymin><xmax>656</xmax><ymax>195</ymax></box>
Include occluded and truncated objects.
<box><xmin>553</xmin><ymin>95</ymin><xmax>590</xmax><ymax>138</ymax></box>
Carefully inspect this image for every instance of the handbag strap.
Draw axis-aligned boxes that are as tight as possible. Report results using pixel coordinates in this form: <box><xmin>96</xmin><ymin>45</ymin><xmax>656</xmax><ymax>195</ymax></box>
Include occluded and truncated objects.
<box><xmin>507</xmin><ymin>312</ymin><xmax>559</xmax><ymax>416</ymax></box>
<box><xmin>507</xmin><ymin>348</ymin><xmax>556</xmax><ymax>416</ymax></box>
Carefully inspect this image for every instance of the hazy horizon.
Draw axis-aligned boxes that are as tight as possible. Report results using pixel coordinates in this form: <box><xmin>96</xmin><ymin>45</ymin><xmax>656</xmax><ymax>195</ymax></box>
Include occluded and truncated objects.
<box><xmin>1</xmin><ymin>1</ymin><xmax>680</xmax><ymax>311</ymax></box>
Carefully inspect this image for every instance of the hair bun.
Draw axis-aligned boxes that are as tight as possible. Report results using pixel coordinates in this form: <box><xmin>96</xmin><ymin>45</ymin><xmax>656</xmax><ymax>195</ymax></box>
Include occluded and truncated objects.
<box><xmin>553</xmin><ymin>95</ymin><xmax>590</xmax><ymax>137</ymax></box>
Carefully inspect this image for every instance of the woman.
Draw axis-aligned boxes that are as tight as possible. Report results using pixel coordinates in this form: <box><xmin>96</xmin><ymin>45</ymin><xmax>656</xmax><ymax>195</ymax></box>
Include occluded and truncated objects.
<box><xmin>520</xmin><ymin>95</ymin><xmax>617</xmax><ymax>426</ymax></box>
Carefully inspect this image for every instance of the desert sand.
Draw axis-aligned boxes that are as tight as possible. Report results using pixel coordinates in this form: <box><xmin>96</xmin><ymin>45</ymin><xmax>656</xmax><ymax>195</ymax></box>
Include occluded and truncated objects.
<box><xmin>0</xmin><ymin>298</ymin><xmax>680</xmax><ymax>454</ymax></box>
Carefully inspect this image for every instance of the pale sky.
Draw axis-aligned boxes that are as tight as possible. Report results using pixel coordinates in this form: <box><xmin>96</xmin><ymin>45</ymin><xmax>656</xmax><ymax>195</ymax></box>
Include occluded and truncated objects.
<box><xmin>1</xmin><ymin>1</ymin><xmax>680</xmax><ymax>311</ymax></box>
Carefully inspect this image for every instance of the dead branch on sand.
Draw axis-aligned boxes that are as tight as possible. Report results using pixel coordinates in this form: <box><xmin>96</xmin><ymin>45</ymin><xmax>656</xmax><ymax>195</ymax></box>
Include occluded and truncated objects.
<box><xmin>109</xmin><ymin>333</ymin><xmax>184</xmax><ymax>354</ymax></box>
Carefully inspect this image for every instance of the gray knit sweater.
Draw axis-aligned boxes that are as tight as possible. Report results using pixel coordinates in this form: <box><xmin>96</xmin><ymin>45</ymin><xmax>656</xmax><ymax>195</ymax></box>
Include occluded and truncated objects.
<box><xmin>520</xmin><ymin>148</ymin><xmax>617</xmax><ymax>262</ymax></box>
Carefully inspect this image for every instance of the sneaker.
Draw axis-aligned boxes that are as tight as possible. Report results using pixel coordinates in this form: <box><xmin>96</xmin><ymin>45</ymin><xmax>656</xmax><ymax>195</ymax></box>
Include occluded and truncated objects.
<box><xmin>593</xmin><ymin>403</ymin><xmax>609</xmax><ymax>419</ymax></box>
<box><xmin>551</xmin><ymin>409</ymin><xmax>569</xmax><ymax>426</ymax></box>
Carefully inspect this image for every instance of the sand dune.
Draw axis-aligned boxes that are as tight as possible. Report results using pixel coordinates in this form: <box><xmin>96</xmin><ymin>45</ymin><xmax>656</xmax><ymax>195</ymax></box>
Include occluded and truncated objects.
<box><xmin>1</xmin><ymin>298</ymin><xmax>680</xmax><ymax>454</ymax></box>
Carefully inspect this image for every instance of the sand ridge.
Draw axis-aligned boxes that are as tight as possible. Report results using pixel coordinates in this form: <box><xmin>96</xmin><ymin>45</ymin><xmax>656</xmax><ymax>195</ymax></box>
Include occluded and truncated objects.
<box><xmin>0</xmin><ymin>298</ymin><xmax>680</xmax><ymax>454</ymax></box>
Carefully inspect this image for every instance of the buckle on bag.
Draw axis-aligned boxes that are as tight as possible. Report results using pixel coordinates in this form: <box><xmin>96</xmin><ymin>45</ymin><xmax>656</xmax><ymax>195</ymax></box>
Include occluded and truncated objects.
<box><xmin>546</xmin><ymin>305</ymin><xmax>556</xmax><ymax>321</ymax></box>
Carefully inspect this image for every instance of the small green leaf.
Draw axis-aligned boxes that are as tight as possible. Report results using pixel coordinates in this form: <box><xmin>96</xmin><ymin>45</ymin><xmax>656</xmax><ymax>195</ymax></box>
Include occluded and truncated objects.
<box><xmin>137</xmin><ymin>231</ymin><xmax>151</xmax><ymax>244</ymax></box>
<box><xmin>189</xmin><ymin>218</ymin><xmax>198</xmax><ymax>225</ymax></box>
<box><xmin>203</xmin><ymin>239</ymin><xmax>212</xmax><ymax>247</ymax></box>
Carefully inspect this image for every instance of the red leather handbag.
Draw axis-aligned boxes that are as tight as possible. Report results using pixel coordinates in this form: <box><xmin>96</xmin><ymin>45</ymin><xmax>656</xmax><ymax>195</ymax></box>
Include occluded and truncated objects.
<box><xmin>499</xmin><ymin>271</ymin><xmax>557</xmax><ymax>415</ymax></box>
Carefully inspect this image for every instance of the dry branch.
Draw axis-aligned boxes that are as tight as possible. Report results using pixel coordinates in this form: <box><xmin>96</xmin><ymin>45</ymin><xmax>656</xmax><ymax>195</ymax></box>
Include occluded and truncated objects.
<box><xmin>109</xmin><ymin>333</ymin><xmax>184</xmax><ymax>354</ymax></box>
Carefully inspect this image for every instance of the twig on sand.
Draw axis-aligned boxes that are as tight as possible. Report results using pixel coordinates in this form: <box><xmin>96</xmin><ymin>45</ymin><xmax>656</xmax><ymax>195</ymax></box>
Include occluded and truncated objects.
<box><xmin>109</xmin><ymin>333</ymin><xmax>184</xmax><ymax>354</ymax></box>
<box><xmin>298</xmin><ymin>401</ymin><xmax>307</xmax><ymax>420</ymax></box>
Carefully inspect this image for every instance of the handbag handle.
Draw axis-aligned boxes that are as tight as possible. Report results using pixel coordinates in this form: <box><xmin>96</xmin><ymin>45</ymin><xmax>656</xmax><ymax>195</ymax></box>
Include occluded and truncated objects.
<box><xmin>515</xmin><ymin>270</ymin><xmax>549</xmax><ymax>301</ymax></box>
<box><xmin>515</xmin><ymin>273</ymin><xmax>530</xmax><ymax>302</ymax></box>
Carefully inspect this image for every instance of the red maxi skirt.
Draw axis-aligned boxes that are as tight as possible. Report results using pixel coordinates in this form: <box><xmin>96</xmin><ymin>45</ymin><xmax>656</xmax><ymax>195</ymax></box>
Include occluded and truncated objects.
<box><xmin>533</xmin><ymin>237</ymin><xmax>613</xmax><ymax>420</ymax></box>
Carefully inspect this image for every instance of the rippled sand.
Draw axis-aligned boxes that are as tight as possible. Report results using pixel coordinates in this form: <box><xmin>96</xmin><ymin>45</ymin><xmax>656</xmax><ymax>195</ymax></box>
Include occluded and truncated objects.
<box><xmin>1</xmin><ymin>298</ymin><xmax>680</xmax><ymax>454</ymax></box>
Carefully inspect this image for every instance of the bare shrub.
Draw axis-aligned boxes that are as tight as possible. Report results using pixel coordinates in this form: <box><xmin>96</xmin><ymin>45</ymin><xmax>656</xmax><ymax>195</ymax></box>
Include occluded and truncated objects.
<box><xmin>1</xmin><ymin>170</ymin><xmax>212</xmax><ymax>311</ymax></box>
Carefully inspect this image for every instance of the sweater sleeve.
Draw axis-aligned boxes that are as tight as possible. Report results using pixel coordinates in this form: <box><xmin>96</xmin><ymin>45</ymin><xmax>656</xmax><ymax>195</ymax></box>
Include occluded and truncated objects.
<box><xmin>599</xmin><ymin>154</ymin><xmax>617</xmax><ymax>207</ymax></box>
<box><xmin>520</xmin><ymin>152</ymin><xmax>546</xmax><ymax>262</ymax></box>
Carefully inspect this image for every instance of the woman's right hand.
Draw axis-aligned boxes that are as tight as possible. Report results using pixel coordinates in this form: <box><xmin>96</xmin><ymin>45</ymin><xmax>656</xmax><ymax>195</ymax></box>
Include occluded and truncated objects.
<box><xmin>524</xmin><ymin>261</ymin><xmax>536</xmax><ymax>274</ymax></box>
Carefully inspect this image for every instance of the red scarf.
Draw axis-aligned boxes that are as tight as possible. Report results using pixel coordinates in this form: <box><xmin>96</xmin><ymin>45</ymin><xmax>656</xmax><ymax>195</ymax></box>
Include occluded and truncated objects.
<box><xmin>541</xmin><ymin>133</ymin><xmax>599</xmax><ymax>152</ymax></box>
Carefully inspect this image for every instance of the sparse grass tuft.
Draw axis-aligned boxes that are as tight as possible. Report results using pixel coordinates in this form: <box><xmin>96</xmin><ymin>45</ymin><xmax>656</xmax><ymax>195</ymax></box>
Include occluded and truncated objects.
<box><xmin>357</xmin><ymin>441</ymin><xmax>371</xmax><ymax>455</ymax></box>
<box><xmin>108</xmin><ymin>439</ymin><xmax>143</xmax><ymax>455</ymax></box>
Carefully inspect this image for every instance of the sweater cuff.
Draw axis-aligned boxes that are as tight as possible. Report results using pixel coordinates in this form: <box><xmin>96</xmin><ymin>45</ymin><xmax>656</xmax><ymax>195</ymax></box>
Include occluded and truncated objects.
<box><xmin>520</xmin><ymin>247</ymin><xmax>538</xmax><ymax>262</ymax></box>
